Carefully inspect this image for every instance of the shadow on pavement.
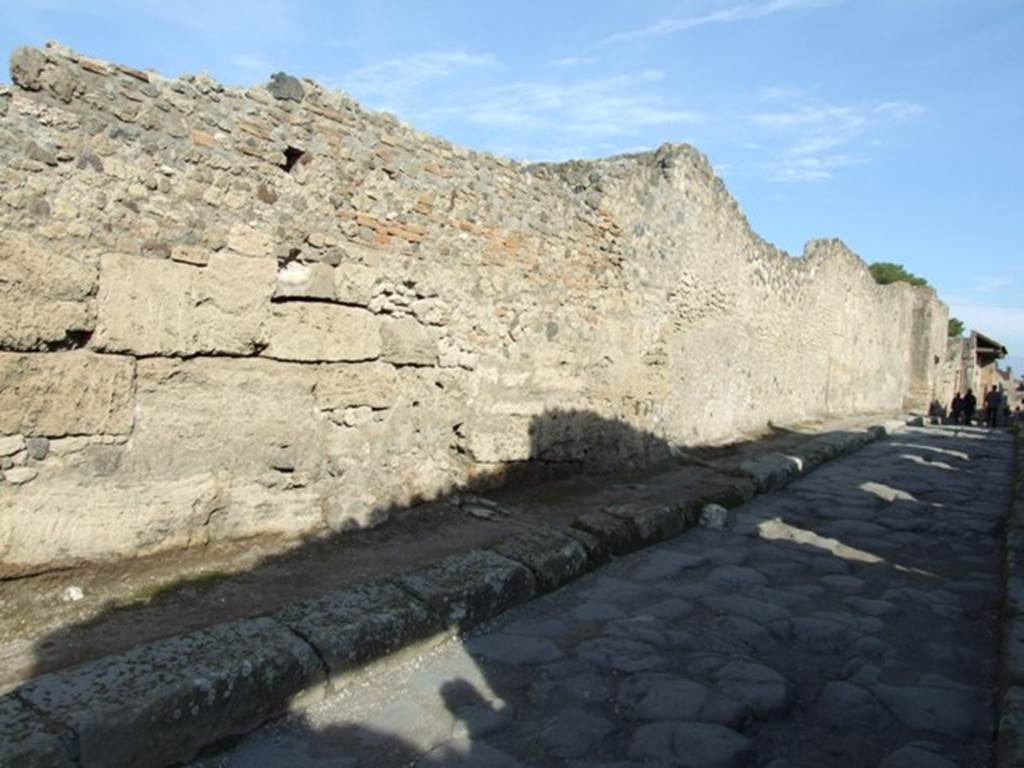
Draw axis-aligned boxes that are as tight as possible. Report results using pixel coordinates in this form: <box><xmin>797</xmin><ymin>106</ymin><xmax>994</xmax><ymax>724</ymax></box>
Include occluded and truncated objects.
<box><xmin>190</xmin><ymin>426</ymin><xmax>1010</xmax><ymax>768</ymax></box>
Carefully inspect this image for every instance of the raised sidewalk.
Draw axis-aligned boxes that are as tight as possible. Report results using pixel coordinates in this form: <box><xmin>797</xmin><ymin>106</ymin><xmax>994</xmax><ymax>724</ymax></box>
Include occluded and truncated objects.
<box><xmin>2</xmin><ymin>417</ymin><xmax>909</xmax><ymax>767</ymax></box>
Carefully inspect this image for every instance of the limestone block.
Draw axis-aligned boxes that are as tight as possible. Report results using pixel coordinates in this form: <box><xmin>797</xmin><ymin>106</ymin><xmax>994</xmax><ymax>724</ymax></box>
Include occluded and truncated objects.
<box><xmin>0</xmin><ymin>351</ymin><xmax>135</xmax><ymax>436</ymax></box>
<box><xmin>0</xmin><ymin>232</ymin><xmax>97</xmax><ymax>350</ymax></box>
<box><xmin>0</xmin><ymin>475</ymin><xmax>222</xmax><ymax>569</ymax></box>
<box><xmin>91</xmin><ymin>252</ymin><xmax>275</xmax><ymax>356</ymax></box>
<box><xmin>263</xmin><ymin>303</ymin><xmax>381</xmax><ymax>362</ymax></box>
<box><xmin>334</xmin><ymin>263</ymin><xmax>379</xmax><ymax>306</ymax></box>
<box><xmin>381</xmin><ymin>317</ymin><xmax>438</xmax><ymax>366</ymax></box>
<box><xmin>129</xmin><ymin>358</ymin><xmax>320</xmax><ymax>478</ymax></box>
<box><xmin>463</xmin><ymin>414</ymin><xmax>533</xmax><ymax>463</ymax></box>
<box><xmin>226</xmin><ymin>223</ymin><xmax>273</xmax><ymax>257</ymax></box>
<box><xmin>274</xmin><ymin>261</ymin><xmax>336</xmax><ymax>300</ymax></box>
<box><xmin>315</xmin><ymin>362</ymin><xmax>400</xmax><ymax>411</ymax></box>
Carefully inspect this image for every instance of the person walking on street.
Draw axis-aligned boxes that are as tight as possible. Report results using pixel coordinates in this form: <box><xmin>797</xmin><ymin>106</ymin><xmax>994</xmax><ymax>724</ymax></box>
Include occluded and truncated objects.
<box><xmin>963</xmin><ymin>389</ymin><xmax>977</xmax><ymax>425</ymax></box>
<box><xmin>984</xmin><ymin>385</ymin><xmax>1001</xmax><ymax>428</ymax></box>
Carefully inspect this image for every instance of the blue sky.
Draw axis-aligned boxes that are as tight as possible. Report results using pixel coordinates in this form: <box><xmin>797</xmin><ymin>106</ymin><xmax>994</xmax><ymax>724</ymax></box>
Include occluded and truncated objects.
<box><xmin>2</xmin><ymin>0</ymin><xmax>1021</xmax><ymax>370</ymax></box>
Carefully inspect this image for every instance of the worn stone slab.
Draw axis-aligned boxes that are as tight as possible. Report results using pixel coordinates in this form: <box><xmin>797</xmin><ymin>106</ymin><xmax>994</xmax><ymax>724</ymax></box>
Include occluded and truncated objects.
<box><xmin>399</xmin><ymin>550</ymin><xmax>536</xmax><ymax>629</ymax></box>
<box><xmin>17</xmin><ymin>617</ymin><xmax>324</xmax><ymax>768</ymax></box>
<box><xmin>273</xmin><ymin>581</ymin><xmax>442</xmax><ymax>680</ymax></box>
<box><xmin>739</xmin><ymin>452</ymin><xmax>803</xmax><ymax>492</ymax></box>
<box><xmin>572</xmin><ymin>509</ymin><xmax>643</xmax><ymax>556</ymax></box>
<box><xmin>1006</xmin><ymin>616</ymin><xmax>1024</xmax><ymax>688</ymax></box>
<box><xmin>491</xmin><ymin>527</ymin><xmax>591</xmax><ymax>592</ymax></box>
<box><xmin>0</xmin><ymin>693</ymin><xmax>77</xmax><ymax>767</ymax></box>
<box><xmin>604</xmin><ymin>503</ymin><xmax>685</xmax><ymax>544</ymax></box>
<box><xmin>0</xmin><ymin>351</ymin><xmax>135</xmax><ymax>436</ymax></box>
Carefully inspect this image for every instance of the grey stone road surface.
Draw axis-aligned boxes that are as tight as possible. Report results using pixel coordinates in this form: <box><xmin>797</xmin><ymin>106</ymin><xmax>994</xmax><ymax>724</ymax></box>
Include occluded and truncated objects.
<box><xmin>196</xmin><ymin>426</ymin><xmax>1012</xmax><ymax>768</ymax></box>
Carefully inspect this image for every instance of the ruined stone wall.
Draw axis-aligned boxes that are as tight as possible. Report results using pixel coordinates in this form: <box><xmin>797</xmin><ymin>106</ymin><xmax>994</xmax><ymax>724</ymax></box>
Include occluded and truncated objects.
<box><xmin>0</xmin><ymin>44</ymin><xmax>949</xmax><ymax>573</ymax></box>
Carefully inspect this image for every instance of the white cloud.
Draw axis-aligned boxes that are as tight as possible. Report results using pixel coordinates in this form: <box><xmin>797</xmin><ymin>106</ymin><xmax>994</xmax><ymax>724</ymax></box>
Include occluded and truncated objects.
<box><xmin>551</xmin><ymin>56</ymin><xmax>599</xmax><ymax>67</ymax></box>
<box><xmin>746</xmin><ymin>93</ymin><xmax>925</xmax><ymax>183</ymax></box>
<box><xmin>336</xmin><ymin>51</ymin><xmax>499</xmax><ymax>102</ymax></box>
<box><xmin>600</xmin><ymin>0</ymin><xmax>839</xmax><ymax>46</ymax></box>
<box><xmin>457</xmin><ymin>75</ymin><xmax>699</xmax><ymax>137</ymax></box>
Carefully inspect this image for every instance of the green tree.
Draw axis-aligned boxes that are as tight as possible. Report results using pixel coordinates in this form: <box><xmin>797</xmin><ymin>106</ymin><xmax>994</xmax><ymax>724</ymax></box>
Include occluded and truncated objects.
<box><xmin>868</xmin><ymin>262</ymin><xmax>928</xmax><ymax>287</ymax></box>
<box><xmin>948</xmin><ymin>317</ymin><xmax>965</xmax><ymax>337</ymax></box>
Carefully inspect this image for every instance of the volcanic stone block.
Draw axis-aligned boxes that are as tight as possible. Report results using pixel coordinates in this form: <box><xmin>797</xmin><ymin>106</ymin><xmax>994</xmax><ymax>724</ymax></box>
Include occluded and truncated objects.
<box><xmin>274</xmin><ymin>581</ymin><xmax>442</xmax><ymax>679</ymax></box>
<box><xmin>17</xmin><ymin>617</ymin><xmax>324</xmax><ymax>768</ymax></box>
<box><xmin>0</xmin><ymin>694</ymin><xmax>76</xmax><ymax>768</ymax></box>
<box><xmin>399</xmin><ymin>550</ymin><xmax>536</xmax><ymax>629</ymax></box>
<box><xmin>739</xmin><ymin>452</ymin><xmax>803</xmax><ymax>492</ymax></box>
<box><xmin>604</xmin><ymin>503</ymin><xmax>685</xmax><ymax>544</ymax></box>
<box><xmin>492</xmin><ymin>527</ymin><xmax>591</xmax><ymax>592</ymax></box>
<box><xmin>0</xmin><ymin>351</ymin><xmax>135</xmax><ymax>436</ymax></box>
<box><xmin>572</xmin><ymin>510</ymin><xmax>643</xmax><ymax>556</ymax></box>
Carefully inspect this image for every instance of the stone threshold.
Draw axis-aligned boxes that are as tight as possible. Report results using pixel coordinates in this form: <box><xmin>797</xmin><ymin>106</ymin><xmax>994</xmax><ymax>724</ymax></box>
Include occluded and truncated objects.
<box><xmin>0</xmin><ymin>417</ymin><xmax>908</xmax><ymax>767</ymax></box>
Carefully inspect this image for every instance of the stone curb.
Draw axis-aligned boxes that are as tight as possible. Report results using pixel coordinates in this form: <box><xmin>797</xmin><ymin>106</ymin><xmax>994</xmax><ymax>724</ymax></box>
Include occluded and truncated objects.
<box><xmin>997</xmin><ymin>427</ymin><xmax>1024</xmax><ymax>768</ymax></box>
<box><xmin>0</xmin><ymin>421</ymin><xmax>900</xmax><ymax>768</ymax></box>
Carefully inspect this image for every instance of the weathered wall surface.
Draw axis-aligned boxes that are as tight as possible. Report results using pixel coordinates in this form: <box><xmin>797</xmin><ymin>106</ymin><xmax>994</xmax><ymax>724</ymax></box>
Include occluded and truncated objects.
<box><xmin>0</xmin><ymin>43</ymin><xmax>948</xmax><ymax>573</ymax></box>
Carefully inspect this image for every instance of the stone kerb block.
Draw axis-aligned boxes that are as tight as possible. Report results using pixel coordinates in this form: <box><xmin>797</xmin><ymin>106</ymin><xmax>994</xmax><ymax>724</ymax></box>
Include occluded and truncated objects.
<box><xmin>17</xmin><ymin>617</ymin><xmax>324</xmax><ymax>768</ymax></box>
<box><xmin>491</xmin><ymin>527</ymin><xmax>591</xmax><ymax>592</ymax></box>
<box><xmin>399</xmin><ymin>550</ymin><xmax>536</xmax><ymax>629</ymax></box>
<box><xmin>0</xmin><ymin>351</ymin><xmax>135</xmax><ymax>436</ymax></box>
<box><xmin>738</xmin><ymin>453</ymin><xmax>804</xmax><ymax>493</ymax></box>
<box><xmin>604</xmin><ymin>503</ymin><xmax>685</xmax><ymax>544</ymax></box>
<box><xmin>0</xmin><ymin>694</ymin><xmax>76</xmax><ymax>767</ymax></box>
<box><xmin>274</xmin><ymin>582</ymin><xmax>442</xmax><ymax>681</ymax></box>
<box><xmin>572</xmin><ymin>510</ymin><xmax>643</xmax><ymax>556</ymax></box>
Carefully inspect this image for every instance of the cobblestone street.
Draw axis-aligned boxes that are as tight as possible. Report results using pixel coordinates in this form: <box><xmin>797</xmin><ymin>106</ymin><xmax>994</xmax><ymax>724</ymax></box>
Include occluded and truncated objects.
<box><xmin>199</xmin><ymin>425</ymin><xmax>1013</xmax><ymax>768</ymax></box>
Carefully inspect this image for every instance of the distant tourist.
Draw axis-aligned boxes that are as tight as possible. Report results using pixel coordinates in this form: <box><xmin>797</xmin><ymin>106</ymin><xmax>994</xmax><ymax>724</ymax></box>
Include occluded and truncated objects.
<box><xmin>984</xmin><ymin>385</ymin><xmax>1002</xmax><ymax>428</ymax></box>
<box><xmin>963</xmin><ymin>389</ymin><xmax>977</xmax><ymax>425</ymax></box>
<box><xmin>950</xmin><ymin>392</ymin><xmax>964</xmax><ymax>424</ymax></box>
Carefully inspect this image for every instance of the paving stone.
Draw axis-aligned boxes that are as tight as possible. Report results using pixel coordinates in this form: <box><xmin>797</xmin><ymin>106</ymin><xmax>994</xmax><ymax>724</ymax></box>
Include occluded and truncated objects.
<box><xmin>879</xmin><ymin>742</ymin><xmax>958</xmax><ymax>768</ymax></box>
<box><xmin>791</xmin><ymin>616</ymin><xmax>859</xmax><ymax>652</ymax></box>
<box><xmin>844</xmin><ymin>596</ymin><xmax>897</xmax><ymax>616</ymax></box>
<box><xmin>700</xmin><ymin>595</ymin><xmax>791</xmax><ymax>625</ymax></box>
<box><xmin>626</xmin><ymin>550</ymin><xmax>707</xmax><ymax>581</ymax></box>
<box><xmin>416</xmin><ymin>740</ymin><xmax>529</xmax><ymax>767</ymax></box>
<box><xmin>712</xmin><ymin>659</ymin><xmax>793</xmax><ymax>719</ymax></box>
<box><xmin>617</xmin><ymin>674</ymin><xmax>748</xmax><ymax>726</ymax></box>
<box><xmin>815</xmin><ymin>681</ymin><xmax>892</xmax><ymax>729</ymax></box>
<box><xmin>464</xmin><ymin>633</ymin><xmax>563</xmax><ymax>665</ymax></box>
<box><xmin>871</xmin><ymin>684</ymin><xmax>978</xmax><ymax>739</ymax></box>
<box><xmin>629</xmin><ymin>722</ymin><xmax>754</xmax><ymax>767</ymax></box>
<box><xmin>819</xmin><ymin>574</ymin><xmax>866</xmax><ymax>593</ymax></box>
<box><xmin>576</xmin><ymin>637</ymin><xmax>668</xmax><ymax>673</ymax></box>
<box><xmin>706</xmin><ymin>565</ymin><xmax>768</xmax><ymax>588</ymax></box>
<box><xmin>570</xmin><ymin>600</ymin><xmax>627</xmax><ymax>622</ymax></box>
<box><xmin>539</xmin><ymin>706</ymin><xmax>614</xmax><ymax>758</ymax></box>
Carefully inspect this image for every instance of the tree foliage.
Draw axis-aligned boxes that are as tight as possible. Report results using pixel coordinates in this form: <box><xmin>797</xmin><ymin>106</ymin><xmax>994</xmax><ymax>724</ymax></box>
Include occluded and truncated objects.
<box><xmin>948</xmin><ymin>317</ymin><xmax>965</xmax><ymax>337</ymax></box>
<box><xmin>868</xmin><ymin>262</ymin><xmax>928</xmax><ymax>287</ymax></box>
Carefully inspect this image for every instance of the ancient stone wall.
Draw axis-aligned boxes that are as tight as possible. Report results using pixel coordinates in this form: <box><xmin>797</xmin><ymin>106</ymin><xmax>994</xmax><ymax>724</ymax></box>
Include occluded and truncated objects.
<box><xmin>0</xmin><ymin>43</ymin><xmax>949</xmax><ymax>573</ymax></box>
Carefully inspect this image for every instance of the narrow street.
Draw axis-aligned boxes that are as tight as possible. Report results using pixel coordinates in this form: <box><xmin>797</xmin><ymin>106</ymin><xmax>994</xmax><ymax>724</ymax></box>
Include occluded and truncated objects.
<box><xmin>198</xmin><ymin>425</ymin><xmax>1013</xmax><ymax>768</ymax></box>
